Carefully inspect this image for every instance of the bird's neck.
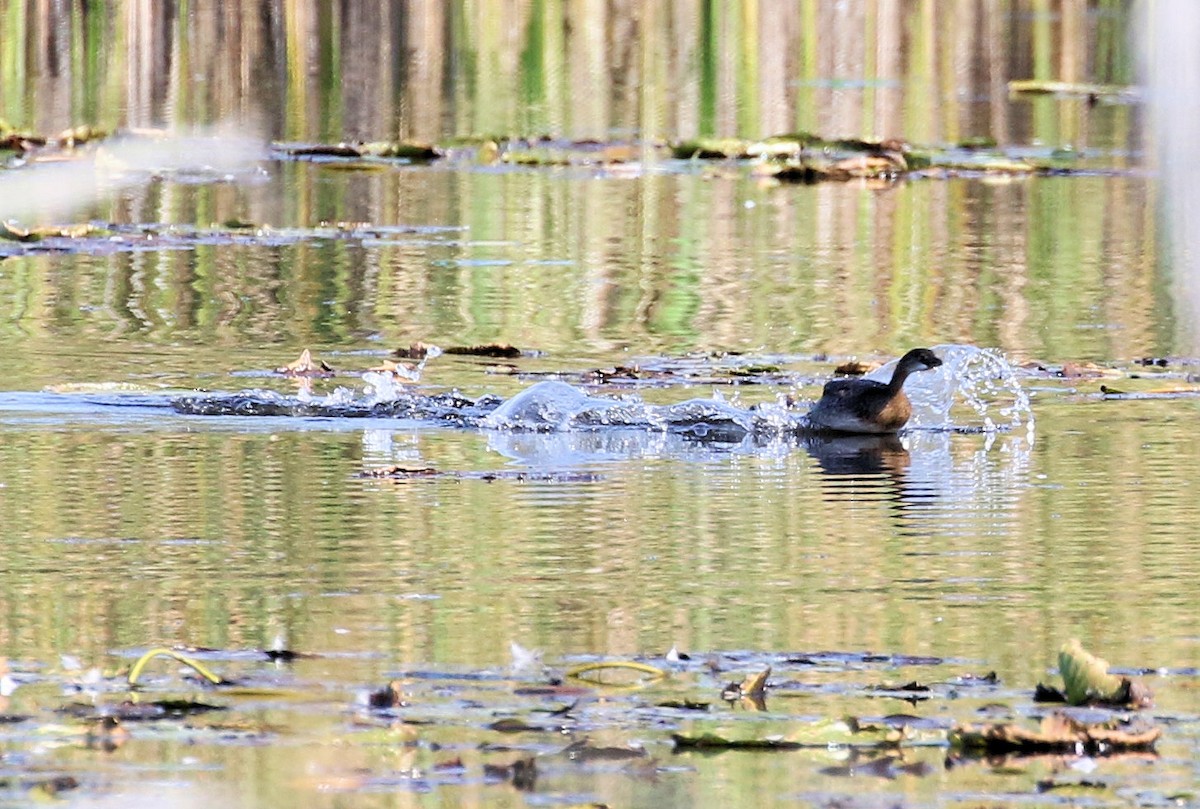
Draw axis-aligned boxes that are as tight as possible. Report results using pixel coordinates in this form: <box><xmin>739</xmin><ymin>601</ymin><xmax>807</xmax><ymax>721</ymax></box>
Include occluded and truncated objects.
<box><xmin>885</xmin><ymin>364</ymin><xmax>912</xmax><ymax>393</ymax></box>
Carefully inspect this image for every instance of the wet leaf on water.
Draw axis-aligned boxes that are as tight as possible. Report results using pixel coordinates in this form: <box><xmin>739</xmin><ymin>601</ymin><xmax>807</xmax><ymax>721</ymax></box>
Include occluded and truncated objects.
<box><xmin>1034</xmin><ymin>682</ymin><xmax>1067</xmax><ymax>702</ymax></box>
<box><xmin>443</xmin><ymin>343</ymin><xmax>524</xmax><ymax>359</ymax></box>
<box><xmin>358</xmin><ymin>467</ymin><xmax>603</xmax><ymax>484</ymax></box>
<box><xmin>512</xmin><ymin>685</ymin><xmax>591</xmax><ymax>699</ymax></box>
<box><xmin>0</xmin><ymin>221</ymin><xmax>40</xmax><ymax>242</ymax></box>
<box><xmin>957</xmin><ymin>671</ymin><xmax>1000</xmax><ymax>686</ymax></box>
<box><xmin>563</xmin><ymin>739</ymin><xmax>648</xmax><ymax>762</ymax></box>
<box><xmin>727</xmin><ymin>364</ymin><xmax>781</xmax><ymax>377</ymax></box>
<box><xmin>1007</xmin><ymin>79</ymin><xmax>1139</xmax><ymax>101</ymax></box>
<box><xmin>394</xmin><ymin>342</ymin><xmax>433</xmax><ymax>359</ymax></box>
<box><xmin>672</xmin><ymin>733</ymin><xmax>805</xmax><ymax>751</ymax></box>
<box><xmin>278</xmin><ymin>141</ymin><xmax>439</xmax><ymax>162</ymax></box>
<box><xmin>833</xmin><ymin>360</ymin><xmax>876</xmax><ymax>376</ymax></box>
<box><xmin>831</xmin><ymin>153</ymin><xmax>907</xmax><ymax>177</ymax></box>
<box><xmin>276</xmin><ymin>142</ymin><xmax>368</xmax><ymax>159</ymax></box>
<box><xmin>758</xmin><ymin>159</ymin><xmax>843</xmax><ymax>184</ymax></box>
<box><xmin>1057</xmin><ymin>639</ymin><xmax>1152</xmax><ymax>708</ymax></box>
<box><xmin>958</xmin><ymin>135</ymin><xmax>999</xmax><ymax>150</ymax></box>
<box><xmin>1052</xmin><ymin>361</ymin><xmax>1122</xmax><ymax>379</ymax></box>
<box><xmin>366</xmin><ymin>680</ymin><xmax>407</xmax><ymax>710</ymax></box>
<box><xmin>358</xmin><ymin>141</ymin><xmax>440</xmax><ymax>161</ymax></box>
<box><xmin>671</xmin><ymin>138</ymin><xmax>755</xmax><ymax>159</ymax></box>
<box><xmin>721</xmin><ymin>666</ymin><xmax>769</xmax><ymax>710</ymax></box>
<box><xmin>488</xmin><ymin>717</ymin><xmax>545</xmax><ymax>733</ymax></box>
<box><xmin>66</xmin><ymin>699</ymin><xmax>224</xmax><ymax>722</ymax></box>
<box><xmin>56</xmin><ymin>124</ymin><xmax>107</xmax><ymax>147</ymax></box>
<box><xmin>584</xmin><ymin>365</ymin><xmax>646</xmax><ymax>383</ymax></box>
<box><xmin>876</xmin><ymin>713</ymin><xmax>949</xmax><ymax>731</ymax></box>
<box><xmin>358</xmin><ymin>466</ymin><xmax>440</xmax><ymax>479</ymax></box>
<box><xmin>144</xmin><ymin>699</ymin><xmax>227</xmax><ymax>716</ymax></box>
<box><xmin>501</xmin><ymin>139</ymin><xmax>643</xmax><ymax>166</ymax></box>
<box><xmin>742</xmin><ymin>667</ymin><xmax>769</xmax><ymax>701</ymax></box>
<box><xmin>482</xmin><ymin>756</ymin><xmax>538</xmax><ymax>790</ymax></box>
<box><xmin>0</xmin><ymin>775</ymin><xmax>79</xmax><ymax>797</ymax></box>
<box><xmin>565</xmin><ymin>660</ymin><xmax>666</xmax><ymax>687</ymax></box>
<box><xmin>674</xmin><ymin>717</ymin><xmax>894</xmax><ymax>751</ymax></box>
<box><xmin>656</xmin><ymin>699</ymin><xmax>710</xmax><ymax>711</ymax></box>
<box><xmin>262</xmin><ymin>648</ymin><xmax>319</xmax><ymax>662</ymax></box>
<box><xmin>1036</xmin><ymin>776</ymin><xmax>1112</xmax><ymax>794</ymax></box>
<box><xmin>275</xmin><ymin>348</ymin><xmax>335</xmax><ymax>377</ymax></box>
<box><xmin>84</xmin><ymin>716</ymin><xmax>130</xmax><ymax>751</ymax></box>
<box><xmin>869</xmin><ymin>680</ymin><xmax>931</xmax><ymax>694</ymax></box>
<box><xmin>951</xmin><ymin>712</ymin><xmax>1161</xmax><ymax>754</ymax></box>
<box><xmin>0</xmin><ymin>126</ymin><xmax>47</xmax><ymax>152</ymax></box>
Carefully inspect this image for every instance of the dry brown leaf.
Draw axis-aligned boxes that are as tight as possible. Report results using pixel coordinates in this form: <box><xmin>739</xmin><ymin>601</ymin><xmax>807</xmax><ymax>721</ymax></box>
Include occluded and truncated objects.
<box><xmin>367</xmin><ymin>359</ymin><xmax>417</xmax><ymax>380</ymax></box>
<box><xmin>276</xmin><ymin>348</ymin><xmax>335</xmax><ymax>377</ymax></box>
<box><xmin>953</xmin><ymin>712</ymin><xmax>1161</xmax><ymax>754</ymax></box>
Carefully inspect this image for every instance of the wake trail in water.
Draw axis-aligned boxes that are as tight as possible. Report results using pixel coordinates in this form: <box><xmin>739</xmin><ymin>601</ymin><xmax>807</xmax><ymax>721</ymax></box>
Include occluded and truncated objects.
<box><xmin>171</xmin><ymin>344</ymin><xmax>1032</xmax><ymax>441</ymax></box>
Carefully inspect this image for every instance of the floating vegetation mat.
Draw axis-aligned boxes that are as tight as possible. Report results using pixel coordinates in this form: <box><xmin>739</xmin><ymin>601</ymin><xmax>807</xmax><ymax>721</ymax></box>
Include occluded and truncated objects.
<box><xmin>2</xmin><ymin>639</ymin><xmax>1189</xmax><ymax>806</ymax></box>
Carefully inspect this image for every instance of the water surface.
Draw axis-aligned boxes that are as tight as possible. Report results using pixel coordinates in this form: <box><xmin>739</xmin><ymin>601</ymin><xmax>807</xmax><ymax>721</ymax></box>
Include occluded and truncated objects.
<box><xmin>1</xmin><ymin>3</ymin><xmax>1197</xmax><ymax>808</ymax></box>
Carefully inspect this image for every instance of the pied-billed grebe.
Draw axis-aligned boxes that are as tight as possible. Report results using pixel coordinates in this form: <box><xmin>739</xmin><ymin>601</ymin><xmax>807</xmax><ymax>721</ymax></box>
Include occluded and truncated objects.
<box><xmin>806</xmin><ymin>348</ymin><xmax>943</xmax><ymax>434</ymax></box>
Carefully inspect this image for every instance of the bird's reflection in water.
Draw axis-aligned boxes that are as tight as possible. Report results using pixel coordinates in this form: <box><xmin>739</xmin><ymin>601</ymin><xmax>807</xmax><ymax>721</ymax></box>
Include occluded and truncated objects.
<box><xmin>801</xmin><ymin>431</ymin><xmax>948</xmax><ymax>532</ymax></box>
<box><xmin>800</xmin><ymin>432</ymin><xmax>910</xmax><ymax>478</ymax></box>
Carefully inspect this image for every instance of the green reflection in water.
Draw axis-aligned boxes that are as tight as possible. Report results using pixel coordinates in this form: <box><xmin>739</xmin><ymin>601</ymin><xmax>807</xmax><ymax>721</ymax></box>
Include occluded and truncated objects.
<box><xmin>0</xmin><ymin>402</ymin><xmax>1196</xmax><ymax>683</ymax></box>
<box><xmin>0</xmin><ymin>167</ymin><xmax>1167</xmax><ymax>391</ymax></box>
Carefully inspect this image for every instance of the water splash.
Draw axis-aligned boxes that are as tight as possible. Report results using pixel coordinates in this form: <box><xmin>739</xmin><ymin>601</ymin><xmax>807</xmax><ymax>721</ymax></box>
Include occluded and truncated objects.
<box><xmin>865</xmin><ymin>344</ymin><xmax>1033</xmax><ymax>432</ymax></box>
<box><xmin>362</xmin><ymin>345</ymin><xmax>444</xmax><ymax>404</ymax></box>
<box><xmin>174</xmin><ymin>343</ymin><xmax>1032</xmax><ymax>439</ymax></box>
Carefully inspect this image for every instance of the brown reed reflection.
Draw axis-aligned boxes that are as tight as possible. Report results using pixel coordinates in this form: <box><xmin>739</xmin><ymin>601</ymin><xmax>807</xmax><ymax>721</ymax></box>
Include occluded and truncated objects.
<box><xmin>0</xmin><ymin>1</ymin><xmax>1135</xmax><ymax>147</ymax></box>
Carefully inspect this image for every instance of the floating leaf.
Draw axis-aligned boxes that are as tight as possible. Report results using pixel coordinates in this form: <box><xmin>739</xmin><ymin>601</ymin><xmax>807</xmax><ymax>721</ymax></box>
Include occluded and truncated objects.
<box><xmin>275</xmin><ymin>348</ymin><xmax>335</xmax><ymax>377</ymax></box>
<box><xmin>1058</xmin><ymin>639</ymin><xmax>1126</xmax><ymax>706</ymax></box>
<box><xmin>720</xmin><ymin>668</ymin><xmax>770</xmax><ymax>710</ymax></box>
<box><xmin>1007</xmin><ymin>79</ymin><xmax>1139</xmax><ymax>101</ymax></box>
<box><xmin>0</xmin><ymin>221</ymin><xmax>39</xmax><ymax>243</ymax></box>
<box><xmin>673</xmin><ymin>717</ymin><xmax>896</xmax><ymax>750</ymax></box>
<box><xmin>952</xmin><ymin>712</ymin><xmax>1161</xmax><ymax>754</ymax></box>
<box><xmin>126</xmin><ymin>647</ymin><xmax>227</xmax><ymax>687</ymax></box>
<box><xmin>488</xmin><ymin>717</ymin><xmax>546</xmax><ymax>733</ymax></box>
<box><xmin>564</xmin><ymin>660</ymin><xmax>665</xmax><ymax>686</ymax></box>
<box><xmin>365</xmin><ymin>680</ymin><xmax>407</xmax><ymax>709</ymax></box>
<box><xmin>359</xmin><ymin>141</ymin><xmax>440</xmax><ymax>161</ymax></box>
<box><xmin>672</xmin><ymin>733</ymin><xmax>804</xmax><ymax>751</ymax></box>
<box><xmin>563</xmin><ymin>739</ymin><xmax>648</xmax><ymax>762</ymax></box>
<box><xmin>482</xmin><ymin>757</ymin><xmax>537</xmax><ymax>790</ymax></box>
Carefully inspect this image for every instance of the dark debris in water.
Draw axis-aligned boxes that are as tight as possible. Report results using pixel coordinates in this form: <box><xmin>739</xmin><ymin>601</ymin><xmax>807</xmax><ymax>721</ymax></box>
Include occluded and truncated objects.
<box><xmin>172</xmin><ymin>390</ymin><xmax>503</xmax><ymax>423</ymax></box>
<box><xmin>358</xmin><ymin>466</ymin><xmax>604</xmax><ymax>484</ymax></box>
<box><xmin>443</xmin><ymin>343</ymin><xmax>526</xmax><ymax>359</ymax></box>
<box><xmin>0</xmin><ymin>774</ymin><xmax>80</xmax><ymax>798</ymax></box>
